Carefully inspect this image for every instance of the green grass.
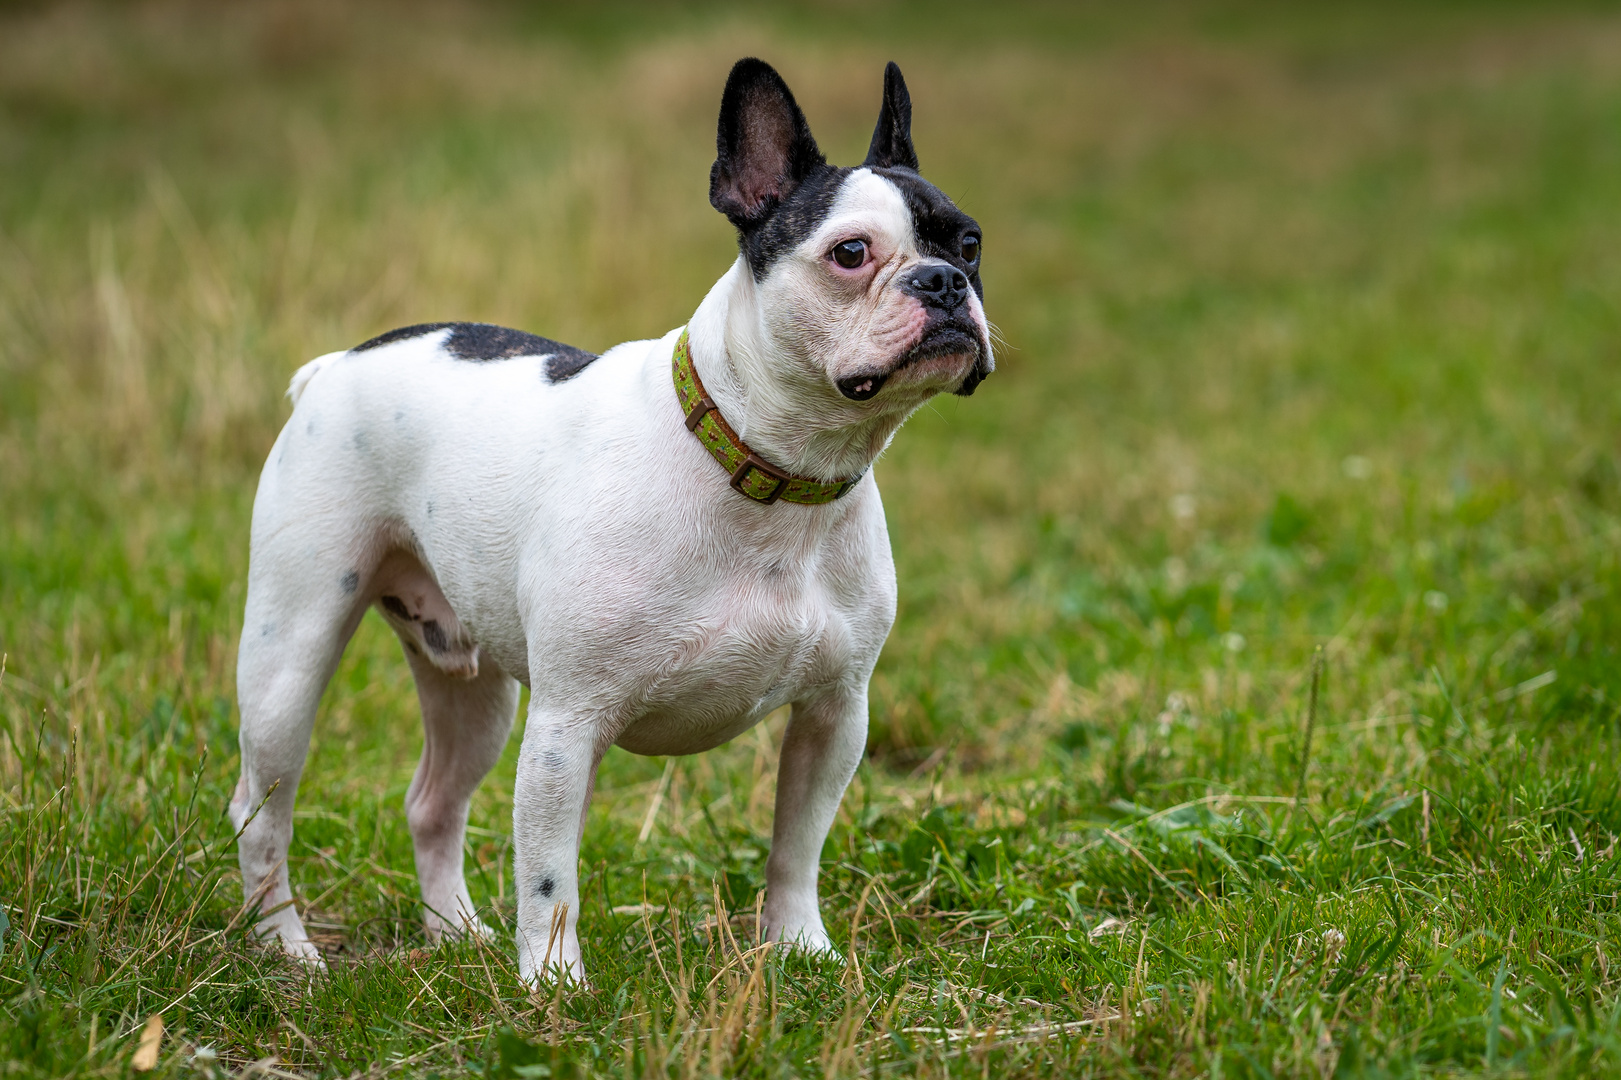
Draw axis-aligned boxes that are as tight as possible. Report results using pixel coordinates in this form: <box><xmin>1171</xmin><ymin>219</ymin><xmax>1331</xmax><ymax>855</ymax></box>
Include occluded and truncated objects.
<box><xmin>5</xmin><ymin>1</ymin><xmax>1621</xmax><ymax>1075</ymax></box>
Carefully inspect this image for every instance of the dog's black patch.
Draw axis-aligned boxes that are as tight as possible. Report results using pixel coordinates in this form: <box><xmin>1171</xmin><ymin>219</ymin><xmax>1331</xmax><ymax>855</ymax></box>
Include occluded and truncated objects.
<box><xmin>422</xmin><ymin>619</ymin><xmax>448</xmax><ymax>652</ymax></box>
<box><xmin>543</xmin><ymin>349</ymin><xmax>599</xmax><ymax>383</ymax></box>
<box><xmin>340</xmin><ymin>570</ymin><xmax>359</xmax><ymax>595</ymax></box>
<box><xmin>351</xmin><ymin>322</ymin><xmax>598</xmax><ymax>378</ymax></box>
<box><xmin>736</xmin><ymin>162</ymin><xmax>982</xmax><ymax>284</ymax></box>
<box><xmin>743</xmin><ymin>164</ymin><xmax>849</xmax><ymax>281</ymax></box>
<box><xmin>871</xmin><ymin>168</ymin><xmax>982</xmax><ymax>299</ymax></box>
<box><xmin>352</xmin><ymin>323</ymin><xmax>456</xmax><ymax>351</ymax></box>
<box><xmin>443</xmin><ymin>324</ymin><xmax>588</xmax><ymax>365</ymax></box>
<box><xmin>537</xmin><ymin>877</ymin><xmax>555</xmax><ymax>898</ymax></box>
<box><xmin>380</xmin><ymin>595</ymin><xmax>412</xmax><ymax>620</ymax></box>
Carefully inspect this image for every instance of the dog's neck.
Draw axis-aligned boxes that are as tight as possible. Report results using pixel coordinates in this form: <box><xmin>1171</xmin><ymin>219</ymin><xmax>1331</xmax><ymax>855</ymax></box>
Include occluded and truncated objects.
<box><xmin>684</xmin><ymin>259</ymin><xmax>914</xmax><ymax>484</ymax></box>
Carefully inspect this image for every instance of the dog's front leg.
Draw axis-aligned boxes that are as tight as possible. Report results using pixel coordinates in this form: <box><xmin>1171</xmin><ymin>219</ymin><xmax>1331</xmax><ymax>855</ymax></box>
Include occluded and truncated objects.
<box><xmin>763</xmin><ymin>688</ymin><xmax>868</xmax><ymax>954</ymax></box>
<box><xmin>512</xmin><ymin>710</ymin><xmax>600</xmax><ymax>987</ymax></box>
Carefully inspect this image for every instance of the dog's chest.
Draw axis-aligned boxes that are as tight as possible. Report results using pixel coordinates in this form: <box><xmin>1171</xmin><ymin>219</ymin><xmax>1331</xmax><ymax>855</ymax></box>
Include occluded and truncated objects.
<box><xmin>604</xmin><ymin>558</ymin><xmax>855</xmax><ymax>756</ymax></box>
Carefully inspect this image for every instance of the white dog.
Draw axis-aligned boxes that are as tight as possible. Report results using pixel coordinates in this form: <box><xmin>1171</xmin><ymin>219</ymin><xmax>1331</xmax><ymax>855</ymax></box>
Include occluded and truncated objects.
<box><xmin>230</xmin><ymin>58</ymin><xmax>992</xmax><ymax>984</ymax></box>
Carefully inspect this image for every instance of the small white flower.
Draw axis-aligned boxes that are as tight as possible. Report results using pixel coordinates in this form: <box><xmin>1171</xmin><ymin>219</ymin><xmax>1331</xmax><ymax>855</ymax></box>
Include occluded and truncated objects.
<box><xmin>1223</xmin><ymin>632</ymin><xmax>1246</xmax><ymax>653</ymax></box>
<box><xmin>1424</xmin><ymin>590</ymin><xmax>1449</xmax><ymax>614</ymax></box>
<box><xmin>1170</xmin><ymin>493</ymin><xmax>1197</xmax><ymax>522</ymax></box>
<box><xmin>1322</xmin><ymin>928</ymin><xmax>1347</xmax><ymax>965</ymax></box>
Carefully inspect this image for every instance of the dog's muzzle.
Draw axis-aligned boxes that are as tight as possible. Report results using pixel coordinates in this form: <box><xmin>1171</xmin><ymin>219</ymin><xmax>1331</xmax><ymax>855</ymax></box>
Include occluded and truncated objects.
<box><xmin>837</xmin><ymin>328</ymin><xmax>987</xmax><ymax>402</ymax></box>
<box><xmin>836</xmin><ymin>259</ymin><xmax>989</xmax><ymax>402</ymax></box>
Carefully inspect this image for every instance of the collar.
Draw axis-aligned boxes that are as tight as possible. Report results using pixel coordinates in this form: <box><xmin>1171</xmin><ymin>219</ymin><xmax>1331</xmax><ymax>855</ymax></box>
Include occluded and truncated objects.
<box><xmin>672</xmin><ymin>329</ymin><xmax>864</xmax><ymax>505</ymax></box>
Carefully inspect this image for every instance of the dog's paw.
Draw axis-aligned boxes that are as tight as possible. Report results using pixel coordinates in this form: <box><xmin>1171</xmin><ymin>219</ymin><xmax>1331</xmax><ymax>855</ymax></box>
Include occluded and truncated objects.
<box><xmin>253</xmin><ymin>911</ymin><xmax>330</xmax><ymax>973</ymax></box>
<box><xmin>518</xmin><ymin>955</ymin><xmax>590</xmax><ymax>993</ymax></box>
<box><xmin>427</xmin><ymin>912</ymin><xmax>498</xmax><ymax>944</ymax></box>
<box><xmin>762</xmin><ymin>922</ymin><xmax>842</xmax><ymax>962</ymax></box>
<box><xmin>276</xmin><ymin>935</ymin><xmax>330</xmax><ymax>974</ymax></box>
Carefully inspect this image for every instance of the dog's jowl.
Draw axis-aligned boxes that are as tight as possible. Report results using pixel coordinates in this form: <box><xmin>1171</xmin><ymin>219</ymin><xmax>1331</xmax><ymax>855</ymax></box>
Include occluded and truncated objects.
<box><xmin>231</xmin><ymin>58</ymin><xmax>993</xmax><ymax>984</ymax></box>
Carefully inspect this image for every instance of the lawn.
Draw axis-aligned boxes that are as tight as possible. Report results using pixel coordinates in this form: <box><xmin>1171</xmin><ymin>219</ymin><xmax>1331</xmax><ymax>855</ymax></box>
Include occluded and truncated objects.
<box><xmin>4</xmin><ymin>1</ymin><xmax>1621</xmax><ymax>1076</ymax></box>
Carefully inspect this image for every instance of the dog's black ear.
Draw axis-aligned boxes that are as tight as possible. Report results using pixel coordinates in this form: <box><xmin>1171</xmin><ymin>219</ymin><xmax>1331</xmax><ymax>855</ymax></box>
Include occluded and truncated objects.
<box><xmin>710</xmin><ymin>58</ymin><xmax>824</xmax><ymax>231</ymax></box>
<box><xmin>863</xmin><ymin>62</ymin><xmax>918</xmax><ymax>171</ymax></box>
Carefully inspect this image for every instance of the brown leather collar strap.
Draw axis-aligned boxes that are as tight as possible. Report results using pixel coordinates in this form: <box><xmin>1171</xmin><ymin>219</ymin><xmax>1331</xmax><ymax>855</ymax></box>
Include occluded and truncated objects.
<box><xmin>672</xmin><ymin>330</ymin><xmax>863</xmax><ymax>505</ymax></box>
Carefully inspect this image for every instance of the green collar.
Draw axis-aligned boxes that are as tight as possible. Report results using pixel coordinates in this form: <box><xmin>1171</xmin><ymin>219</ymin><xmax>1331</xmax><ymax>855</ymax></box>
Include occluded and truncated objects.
<box><xmin>672</xmin><ymin>330</ymin><xmax>864</xmax><ymax>505</ymax></box>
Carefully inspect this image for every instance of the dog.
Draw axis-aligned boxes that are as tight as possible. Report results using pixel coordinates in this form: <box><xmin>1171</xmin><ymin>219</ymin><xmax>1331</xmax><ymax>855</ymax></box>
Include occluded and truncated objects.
<box><xmin>230</xmin><ymin>57</ymin><xmax>992</xmax><ymax>984</ymax></box>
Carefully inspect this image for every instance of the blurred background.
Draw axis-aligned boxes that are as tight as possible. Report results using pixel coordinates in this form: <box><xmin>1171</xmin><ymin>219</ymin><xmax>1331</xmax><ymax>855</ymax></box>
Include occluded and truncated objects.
<box><xmin>3</xmin><ymin>0</ymin><xmax>1620</xmax><ymax>818</ymax></box>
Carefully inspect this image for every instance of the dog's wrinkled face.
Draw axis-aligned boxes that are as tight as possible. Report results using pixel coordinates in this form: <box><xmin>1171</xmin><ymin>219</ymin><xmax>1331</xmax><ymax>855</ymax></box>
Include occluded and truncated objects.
<box><xmin>710</xmin><ymin>60</ymin><xmax>993</xmax><ymax>416</ymax></box>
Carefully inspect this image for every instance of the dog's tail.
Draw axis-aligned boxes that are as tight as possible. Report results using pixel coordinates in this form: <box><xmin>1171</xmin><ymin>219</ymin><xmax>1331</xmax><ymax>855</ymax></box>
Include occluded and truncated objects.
<box><xmin>286</xmin><ymin>351</ymin><xmax>346</xmax><ymax>406</ymax></box>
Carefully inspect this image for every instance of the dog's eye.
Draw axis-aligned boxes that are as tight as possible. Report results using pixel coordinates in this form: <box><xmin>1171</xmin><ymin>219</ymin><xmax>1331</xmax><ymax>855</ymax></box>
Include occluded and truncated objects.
<box><xmin>960</xmin><ymin>234</ymin><xmax>980</xmax><ymax>263</ymax></box>
<box><xmin>831</xmin><ymin>240</ymin><xmax>867</xmax><ymax>269</ymax></box>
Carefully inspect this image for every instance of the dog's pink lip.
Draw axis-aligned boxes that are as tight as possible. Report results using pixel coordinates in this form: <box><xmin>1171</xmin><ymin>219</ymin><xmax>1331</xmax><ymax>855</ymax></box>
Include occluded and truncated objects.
<box><xmin>838</xmin><ymin>324</ymin><xmax>981</xmax><ymax>401</ymax></box>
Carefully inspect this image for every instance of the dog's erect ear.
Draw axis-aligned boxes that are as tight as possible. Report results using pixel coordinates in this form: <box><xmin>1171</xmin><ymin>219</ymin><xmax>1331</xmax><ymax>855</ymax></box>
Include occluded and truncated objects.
<box><xmin>710</xmin><ymin>58</ymin><xmax>824</xmax><ymax>231</ymax></box>
<box><xmin>862</xmin><ymin>62</ymin><xmax>918</xmax><ymax>171</ymax></box>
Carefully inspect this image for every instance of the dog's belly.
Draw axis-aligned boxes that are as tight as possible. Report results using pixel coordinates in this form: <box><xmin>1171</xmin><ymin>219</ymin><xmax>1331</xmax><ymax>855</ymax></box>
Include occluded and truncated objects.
<box><xmin>614</xmin><ymin>708</ymin><xmax>774</xmax><ymax>757</ymax></box>
<box><xmin>576</xmin><ymin>586</ymin><xmax>844</xmax><ymax>757</ymax></box>
<box><xmin>612</xmin><ymin>641</ymin><xmax>822</xmax><ymax>756</ymax></box>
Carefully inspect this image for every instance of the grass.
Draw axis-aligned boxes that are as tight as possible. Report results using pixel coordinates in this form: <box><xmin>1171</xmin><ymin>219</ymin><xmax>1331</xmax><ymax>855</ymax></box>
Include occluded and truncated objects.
<box><xmin>4</xmin><ymin>0</ymin><xmax>1621</xmax><ymax>1075</ymax></box>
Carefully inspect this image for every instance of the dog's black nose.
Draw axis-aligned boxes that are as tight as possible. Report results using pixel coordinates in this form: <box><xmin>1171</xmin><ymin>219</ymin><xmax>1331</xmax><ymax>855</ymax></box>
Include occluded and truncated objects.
<box><xmin>903</xmin><ymin>261</ymin><xmax>970</xmax><ymax>310</ymax></box>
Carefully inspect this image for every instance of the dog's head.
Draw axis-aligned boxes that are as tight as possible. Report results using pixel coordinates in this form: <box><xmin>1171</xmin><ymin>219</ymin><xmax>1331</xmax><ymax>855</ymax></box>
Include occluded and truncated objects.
<box><xmin>709</xmin><ymin>59</ymin><xmax>993</xmax><ymax>418</ymax></box>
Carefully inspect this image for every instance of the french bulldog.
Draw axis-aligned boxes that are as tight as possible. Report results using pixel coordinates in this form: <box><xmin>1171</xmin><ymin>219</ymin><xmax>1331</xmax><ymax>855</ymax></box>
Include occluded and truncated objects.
<box><xmin>230</xmin><ymin>57</ymin><xmax>992</xmax><ymax>984</ymax></box>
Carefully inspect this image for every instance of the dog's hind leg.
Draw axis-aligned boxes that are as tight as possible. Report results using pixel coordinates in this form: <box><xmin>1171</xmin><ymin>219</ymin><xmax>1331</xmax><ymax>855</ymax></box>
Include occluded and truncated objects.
<box><xmin>398</xmin><ymin>642</ymin><xmax>519</xmax><ymax>942</ymax></box>
<box><xmin>231</xmin><ymin>534</ymin><xmax>370</xmax><ymax>967</ymax></box>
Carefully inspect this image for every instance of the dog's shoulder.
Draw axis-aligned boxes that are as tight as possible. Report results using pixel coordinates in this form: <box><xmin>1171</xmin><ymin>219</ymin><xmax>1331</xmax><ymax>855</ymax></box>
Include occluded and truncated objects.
<box><xmin>348</xmin><ymin>322</ymin><xmax>600</xmax><ymax>384</ymax></box>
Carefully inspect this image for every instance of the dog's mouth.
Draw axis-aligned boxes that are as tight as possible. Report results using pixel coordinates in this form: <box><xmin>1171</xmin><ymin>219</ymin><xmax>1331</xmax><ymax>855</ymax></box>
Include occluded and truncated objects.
<box><xmin>837</xmin><ymin>373</ymin><xmax>888</xmax><ymax>401</ymax></box>
<box><xmin>837</xmin><ymin>323</ymin><xmax>982</xmax><ymax>402</ymax></box>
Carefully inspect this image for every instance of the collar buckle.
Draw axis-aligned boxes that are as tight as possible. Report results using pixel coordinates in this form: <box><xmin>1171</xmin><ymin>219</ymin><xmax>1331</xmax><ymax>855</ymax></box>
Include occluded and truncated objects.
<box><xmin>730</xmin><ymin>453</ymin><xmax>788</xmax><ymax>504</ymax></box>
<box><xmin>674</xmin><ymin>329</ymin><xmax>858</xmax><ymax>506</ymax></box>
